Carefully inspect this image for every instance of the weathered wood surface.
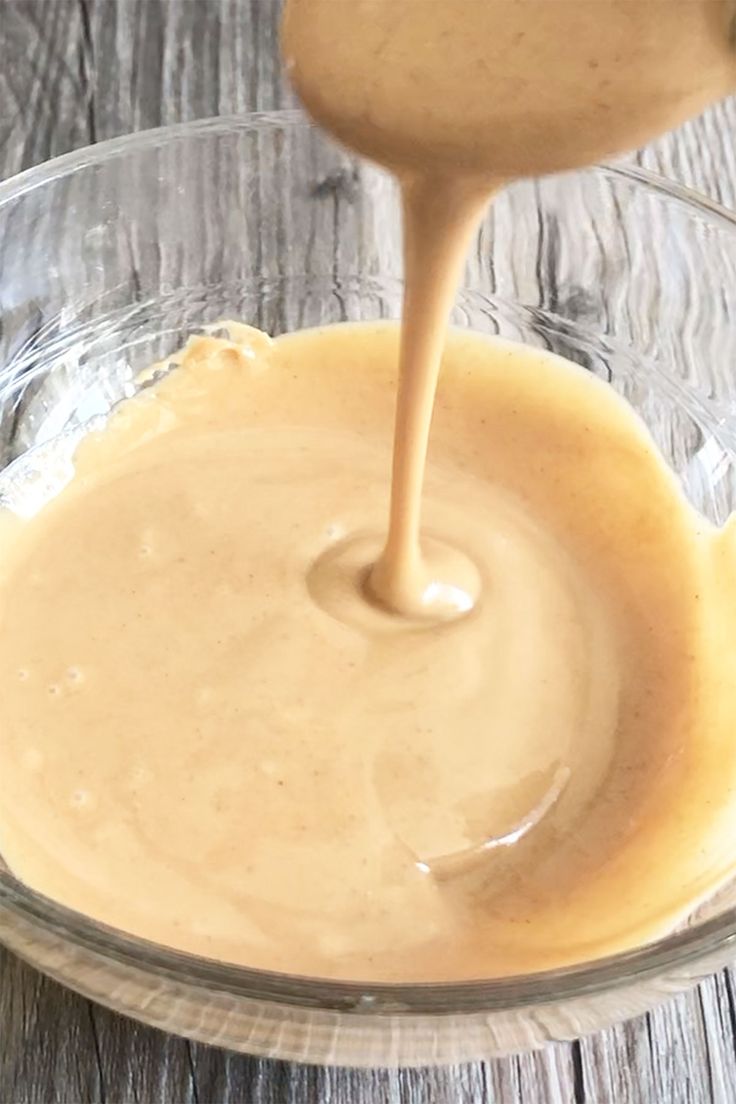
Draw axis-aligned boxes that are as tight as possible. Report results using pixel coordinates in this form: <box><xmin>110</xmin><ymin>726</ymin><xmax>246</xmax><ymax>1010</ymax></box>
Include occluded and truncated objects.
<box><xmin>2</xmin><ymin>1</ymin><xmax>736</xmax><ymax>1101</ymax></box>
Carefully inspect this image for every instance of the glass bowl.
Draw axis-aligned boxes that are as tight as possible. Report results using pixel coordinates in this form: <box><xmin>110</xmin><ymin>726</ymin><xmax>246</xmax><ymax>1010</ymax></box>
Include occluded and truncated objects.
<box><xmin>1</xmin><ymin>111</ymin><xmax>736</xmax><ymax>1069</ymax></box>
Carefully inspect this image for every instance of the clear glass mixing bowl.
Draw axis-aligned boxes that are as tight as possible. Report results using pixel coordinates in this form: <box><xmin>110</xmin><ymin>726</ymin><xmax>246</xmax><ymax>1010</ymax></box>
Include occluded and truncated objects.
<box><xmin>1</xmin><ymin>111</ymin><xmax>736</xmax><ymax>1068</ymax></box>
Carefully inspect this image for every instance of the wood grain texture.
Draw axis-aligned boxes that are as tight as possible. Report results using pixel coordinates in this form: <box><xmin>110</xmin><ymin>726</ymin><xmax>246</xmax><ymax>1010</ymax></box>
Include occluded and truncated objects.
<box><xmin>2</xmin><ymin>1</ymin><xmax>736</xmax><ymax>1101</ymax></box>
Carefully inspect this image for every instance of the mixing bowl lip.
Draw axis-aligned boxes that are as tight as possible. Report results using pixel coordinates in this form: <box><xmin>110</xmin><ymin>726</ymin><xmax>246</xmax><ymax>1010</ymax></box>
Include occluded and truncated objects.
<box><xmin>3</xmin><ymin>873</ymin><xmax>736</xmax><ymax>1013</ymax></box>
<box><xmin>1</xmin><ymin>107</ymin><xmax>736</xmax><ymax>234</ymax></box>
<box><xmin>2</xmin><ymin>108</ymin><xmax>736</xmax><ymax>1014</ymax></box>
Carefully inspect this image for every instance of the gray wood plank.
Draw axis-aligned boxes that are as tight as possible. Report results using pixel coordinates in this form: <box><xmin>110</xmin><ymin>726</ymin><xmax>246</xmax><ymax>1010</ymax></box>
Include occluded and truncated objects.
<box><xmin>1</xmin><ymin>2</ymin><xmax>736</xmax><ymax>1102</ymax></box>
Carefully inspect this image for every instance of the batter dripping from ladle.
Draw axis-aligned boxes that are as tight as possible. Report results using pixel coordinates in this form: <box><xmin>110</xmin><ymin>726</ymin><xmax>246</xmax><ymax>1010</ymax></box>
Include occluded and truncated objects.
<box><xmin>283</xmin><ymin>0</ymin><xmax>736</xmax><ymax>621</ymax></box>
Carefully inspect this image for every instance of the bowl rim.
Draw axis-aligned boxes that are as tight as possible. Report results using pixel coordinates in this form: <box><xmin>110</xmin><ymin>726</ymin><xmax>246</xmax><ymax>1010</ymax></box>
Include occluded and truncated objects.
<box><xmin>2</xmin><ymin>107</ymin><xmax>736</xmax><ymax>231</ymax></box>
<box><xmin>2</xmin><ymin>109</ymin><xmax>736</xmax><ymax>1015</ymax></box>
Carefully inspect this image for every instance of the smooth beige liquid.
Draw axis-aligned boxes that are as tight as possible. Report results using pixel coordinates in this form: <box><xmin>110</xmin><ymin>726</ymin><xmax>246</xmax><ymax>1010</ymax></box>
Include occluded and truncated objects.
<box><xmin>2</xmin><ymin>323</ymin><xmax>735</xmax><ymax>979</ymax></box>
<box><xmin>0</xmin><ymin>1</ymin><xmax>735</xmax><ymax>982</ymax></box>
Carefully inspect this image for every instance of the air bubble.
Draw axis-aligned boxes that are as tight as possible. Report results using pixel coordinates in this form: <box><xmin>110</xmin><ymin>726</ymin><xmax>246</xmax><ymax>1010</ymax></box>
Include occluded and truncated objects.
<box><xmin>138</xmin><ymin>528</ymin><xmax>156</xmax><ymax>559</ymax></box>
<box><xmin>325</xmin><ymin>522</ymin><xmax>346</xmax><ymax>542</ymax></box>
<box><xmin>71</xmin><ymin>789</ymin><xmax>92</xmax><ymax>809</ymax></box>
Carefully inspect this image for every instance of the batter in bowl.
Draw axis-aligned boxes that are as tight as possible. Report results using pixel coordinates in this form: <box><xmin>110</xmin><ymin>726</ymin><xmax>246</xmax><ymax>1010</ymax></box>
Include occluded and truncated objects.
<box><xmin>0</xmin><ymin>323</ymin><xmax>735</xmax><ymax>979</ymax></box>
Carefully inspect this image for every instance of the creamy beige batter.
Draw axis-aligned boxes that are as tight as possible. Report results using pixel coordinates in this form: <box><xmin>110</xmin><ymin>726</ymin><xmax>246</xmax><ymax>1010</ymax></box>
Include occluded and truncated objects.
<box><xmin>1</xmin><ymin>322</ymin><xmax>735</xmax><ymax>979</ymax></box>
<box><xmin>0</xmin><ymin>0</ymin><xmax>735</xmax><ymax>982</ymax></box>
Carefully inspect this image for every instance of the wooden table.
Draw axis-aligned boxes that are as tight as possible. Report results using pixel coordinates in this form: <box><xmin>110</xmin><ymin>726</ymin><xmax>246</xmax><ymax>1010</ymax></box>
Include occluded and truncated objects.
<box><xmin>3</xmin><ymin>2</ymin><xmax>736</xmax><ymax>1101</ymax></box>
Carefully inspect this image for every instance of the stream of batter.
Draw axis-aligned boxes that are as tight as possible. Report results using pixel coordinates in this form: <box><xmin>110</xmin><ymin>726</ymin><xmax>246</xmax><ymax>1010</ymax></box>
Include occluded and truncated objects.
<box><xmin>283</xmin><ymin>0</ymin><xmax>736</xmax><ymax>616</ymax></box>
<box><xmin>1</xmin><ymin>1</ymin><xmax>736</xmax><ymax>980</ymax></box>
